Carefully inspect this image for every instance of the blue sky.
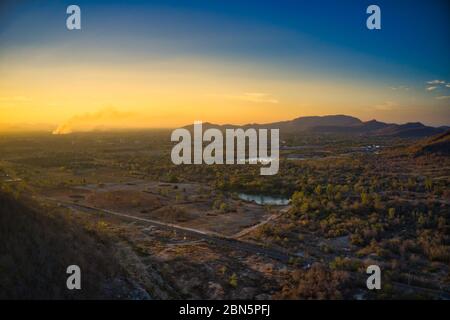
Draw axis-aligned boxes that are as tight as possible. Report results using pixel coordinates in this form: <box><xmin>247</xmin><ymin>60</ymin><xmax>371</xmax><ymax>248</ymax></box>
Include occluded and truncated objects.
<box><xmin>2</xmin><ymin>0</ymin><xmax>448</xmax><ymax>77</ymax></box>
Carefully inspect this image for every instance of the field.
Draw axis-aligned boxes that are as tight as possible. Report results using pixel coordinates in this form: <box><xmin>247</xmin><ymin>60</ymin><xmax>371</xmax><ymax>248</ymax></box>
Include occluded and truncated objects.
<box><xmin>44</xmin><ymin>181</ymin><xmax>271</xmax><ymax>236</ymax></box>
<box><xmin>0</xmin><ymin>130</ymin><xmax>449</xmax><ymax>299</ymax></box>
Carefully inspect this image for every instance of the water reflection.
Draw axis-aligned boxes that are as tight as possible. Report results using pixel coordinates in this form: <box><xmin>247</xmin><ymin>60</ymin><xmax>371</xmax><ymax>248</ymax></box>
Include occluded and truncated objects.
<box><xmin>238</xmin><ymin>193</ymin><xmax>290</xmax><ymax>205</ymax></box>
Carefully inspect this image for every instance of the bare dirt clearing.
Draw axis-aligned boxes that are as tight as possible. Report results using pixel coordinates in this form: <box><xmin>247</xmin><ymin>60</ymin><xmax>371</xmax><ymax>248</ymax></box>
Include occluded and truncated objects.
<box><xmin>46</xmin><ymin>181</ymin><xmax>278</xmax><ymax>236</ymax></box>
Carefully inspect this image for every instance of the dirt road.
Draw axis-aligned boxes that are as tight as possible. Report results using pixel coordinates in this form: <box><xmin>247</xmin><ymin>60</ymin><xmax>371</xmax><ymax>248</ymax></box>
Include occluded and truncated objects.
<box><xmin>50</xmin><ymin>198</ymin><xmax>296</xmax><ymax>263</ymax></box>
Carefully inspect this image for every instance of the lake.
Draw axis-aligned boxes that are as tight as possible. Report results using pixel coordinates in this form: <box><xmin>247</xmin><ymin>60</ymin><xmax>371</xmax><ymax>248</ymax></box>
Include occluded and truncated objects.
<box><xmin>238</xmin><ymin>193</ymin><xmax>290</xmax><ymax>206</ymax></box>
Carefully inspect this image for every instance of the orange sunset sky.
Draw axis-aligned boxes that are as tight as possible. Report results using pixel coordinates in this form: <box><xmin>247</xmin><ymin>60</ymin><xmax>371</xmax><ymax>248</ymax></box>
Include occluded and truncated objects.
<box><xmin>1</xmin><ymin>1</ymin><xmax>449</xmax><ymax>132</ymax></box>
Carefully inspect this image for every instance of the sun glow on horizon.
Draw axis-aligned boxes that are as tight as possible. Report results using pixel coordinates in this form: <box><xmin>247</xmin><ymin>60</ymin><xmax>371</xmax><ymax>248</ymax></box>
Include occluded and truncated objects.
<box><xmin>1</xmin><ymin>2</ymin><xmax>449</xmax><ymax>131</ymax></box>
<box><xmin>1</xmin><ymin>50</ymin><xmax>448</xmax><ymax>133</ymax></box>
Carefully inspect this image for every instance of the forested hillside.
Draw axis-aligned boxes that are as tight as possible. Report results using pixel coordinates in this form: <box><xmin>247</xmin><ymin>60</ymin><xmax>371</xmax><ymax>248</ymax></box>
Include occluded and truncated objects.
<box><xmin>0</xmin><ymin>189</ymin><xmax>133</xmax><ymax>299</ymax></box>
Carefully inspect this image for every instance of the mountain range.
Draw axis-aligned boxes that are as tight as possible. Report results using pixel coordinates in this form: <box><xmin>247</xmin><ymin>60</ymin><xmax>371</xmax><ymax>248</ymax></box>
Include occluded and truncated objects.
<box><xmin>188</xmin><ymin>115</ymin><xmax>449</xmax><ymax>138</ymax></box>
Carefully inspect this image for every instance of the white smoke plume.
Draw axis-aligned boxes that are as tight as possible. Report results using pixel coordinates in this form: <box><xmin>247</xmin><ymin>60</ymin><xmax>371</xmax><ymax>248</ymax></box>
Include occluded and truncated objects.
<box><xmin>52</xmin><ymin>107</ymin><xmax>134</xmax><ymax>134</ymax></box>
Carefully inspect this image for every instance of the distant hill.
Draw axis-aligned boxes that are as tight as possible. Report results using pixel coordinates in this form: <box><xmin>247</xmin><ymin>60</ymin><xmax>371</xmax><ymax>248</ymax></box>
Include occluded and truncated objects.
<box><xmin>409</xmin><ymin>130</ymin><xmax>450</xmax><ymax>156</ymax></box>
<box><xmin>263</xmin><ymin>115</ymin><xmax>362</xmax><ymax>133</ymax></box>
<box><xmin>184</xmin><ymin>115</ymin><xmax>447</xmax><ymax>138</ymax></box>
<box><xmin>372</xmin><ymin>122</ymin><xmax>445</xmax><ymax>138</ymax></box>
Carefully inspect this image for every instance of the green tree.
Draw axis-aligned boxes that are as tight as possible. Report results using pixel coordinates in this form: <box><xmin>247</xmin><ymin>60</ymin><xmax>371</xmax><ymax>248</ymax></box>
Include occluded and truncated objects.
<box><xmin>219</xmin><ymin>202</ymin><xmax>228</xmax><ymax>213</ymax></box>
<box><xmin>388</xmin><ymin>208</ymin><xmax>396</xmax><ymax>220</ymax></box>
<box><xmin>229</xmin><ymin>273</ymin><xmax>238</xmax><ymax>288</ymax></box>
<box><xmin>425</xmin><ymin>177</ymin><xmax>433</xmax><ymax>192</ymax></box>
<box><xmin>315</xmin><ymin>185</ymin><xmax>322</xmax><ymax>196</ymax></box>
<box><xmin>361</xmin><ymin>192</ymin><xmax>371</xmax><ymax>206</ymax></box>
